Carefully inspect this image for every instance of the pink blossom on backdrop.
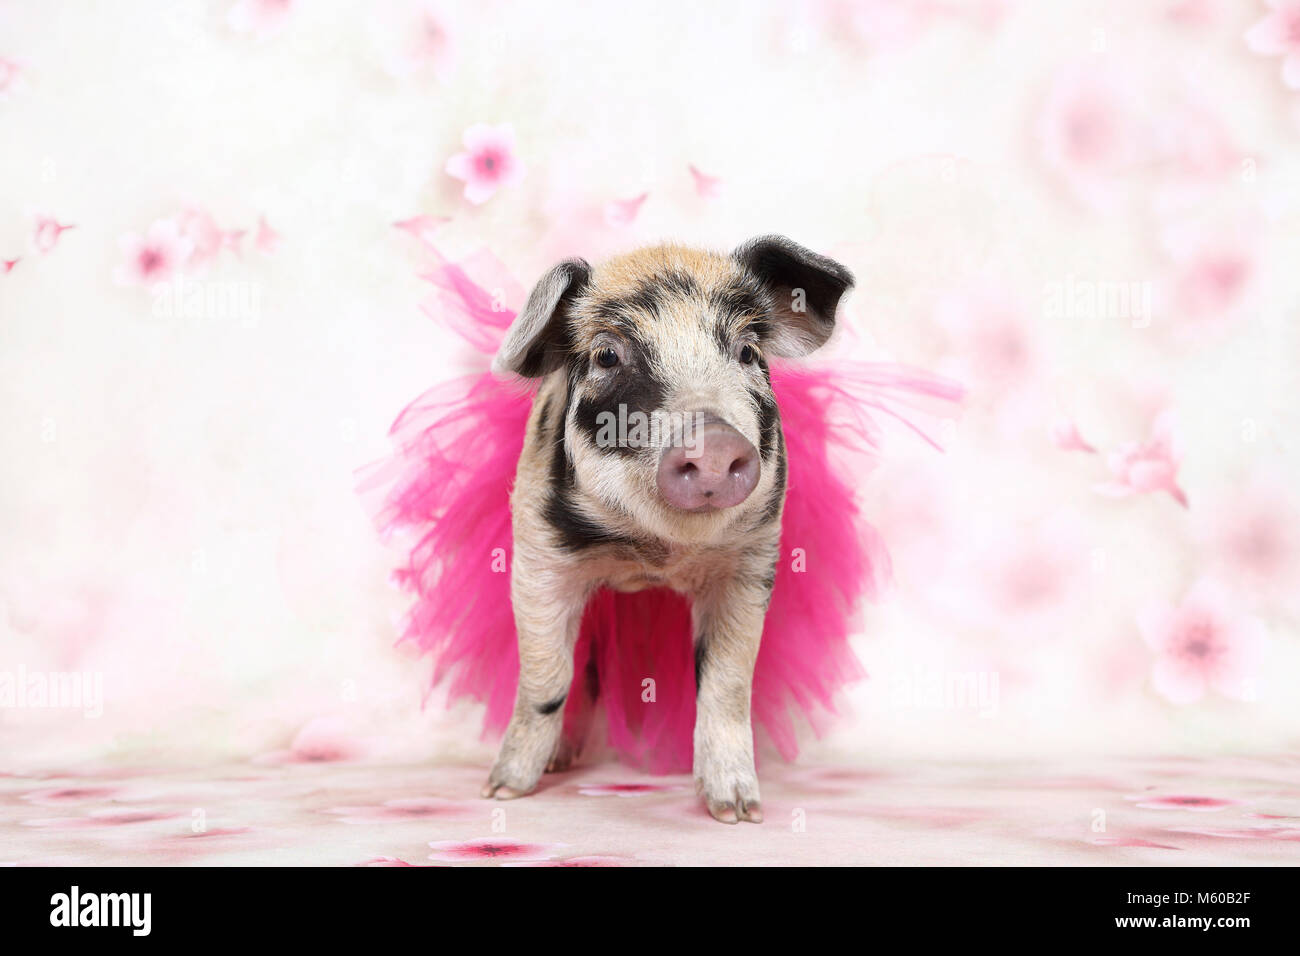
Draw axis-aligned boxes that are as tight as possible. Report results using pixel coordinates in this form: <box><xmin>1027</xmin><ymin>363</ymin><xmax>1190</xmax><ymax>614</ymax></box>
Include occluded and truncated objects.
<box><xmin>1038</xmin><ymin>64</ymin><xmax>1141</xmax><ymax>209</ymax></box>
<box><xmin>1138</xmin><ymin>580</ymin><xmax>1265</xmax><ymax>705</ymax></box>
<box><xmin>1096</xmin><ymin>411</ymin><xmax>1188</xmax><ymax>508</ymax></box>
<box><xmin>1158</xmin><ymin>215</ymin><xmax>1258</xmax><ymax>324</ymax></box>
<box><xmin>113</xmin><ymin>219</ymin><xmax>193</xmax><ymax>288</ymax></box>
<box><xmin>427</xmin><ymin>839</ymin><xmax>566</xmax><ymax>863</ymax></box>
<box><xmin>445</xmin><ymin>123</ymin><xmax>525</xmax><ymax>205</ymax></box>
<box><xmin>1245</xmin><ymin>0</ymin><xmax>1300</xmax><ymax>90</ymax></box>
<box><xmin>176</xmin><ymin>207</ymin><xmax>225</xmax><ymax>270</ymax></box>
<box><xmin>32</xmin><ymin>215</ymin><xmax>75</xmax><ymax>254</ymax></box>
<box><xmin>1200</xmin><ymin>472</ymin><xmax>1300</xmax><ymax>603</ymax></box>
<box><xmin>928</xmin><ymin>511</ymin><xmax>1091</xmax><ymax>636</ymax></box>
<box><xmin>254</xmin><ymin>215</ymin><xmax>281</xmax><ymax>255</ymax></box>
<box><xmin>322</xmin><ymin>797</ymin><xmax>463</xmax><ymax>824</ymax></box>
<box><xmin>0</xmin><ymin>58</ymin><xmax>22</xmax><ymax>99</ymax></box>
<box><xmin>603</xmin><ymin>192</ymin><xmax>648</xmax><ymax>227</ymax></box>
<box><xmin>253</xmin><ymin>716</ymin><xmax>365</xmax><ymax>765</ymax></box>
<box><xmin>1128</xmin><ymin>793</ymin><xmax>1241</xmax><ymax>811</ymax></box>
<box><xmin>933</xmin><ymin>284</ymin><xmax>1037</xmax><ymax>399</ymax></box>
<box><xmin>687</xmin><ymin>164</ymin><xmax>722</xmax><ymax>199</ymax></box>
<box><xmin>1050</xmin><ymin>418</ymin><xmax>1098</xmax><ymax>454</ymax></box>
<box><xmin>379</xmin><ymin>2</ymin><xmax>456</xmax><ymax>82</ymax></box>
<box><xmin>1166</xmin><ymin>0</ymin><xmax>1231</xmax><ymax>27</ymax></box>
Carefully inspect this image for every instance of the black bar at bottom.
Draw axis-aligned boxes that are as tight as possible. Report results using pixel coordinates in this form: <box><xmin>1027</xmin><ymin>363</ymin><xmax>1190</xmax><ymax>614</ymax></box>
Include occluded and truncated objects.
<box><xmin>0</xmin><ymin>865</ymin><xmax>1291</xmax><ymax>942</ymax></box>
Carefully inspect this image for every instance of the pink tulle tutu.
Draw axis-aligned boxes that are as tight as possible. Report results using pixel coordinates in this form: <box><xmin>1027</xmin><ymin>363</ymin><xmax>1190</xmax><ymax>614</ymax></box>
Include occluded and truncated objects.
<box><xmin>359</xmin><ymin>242</ymin><xmax>962</xmax><ymax>773</ymax></box>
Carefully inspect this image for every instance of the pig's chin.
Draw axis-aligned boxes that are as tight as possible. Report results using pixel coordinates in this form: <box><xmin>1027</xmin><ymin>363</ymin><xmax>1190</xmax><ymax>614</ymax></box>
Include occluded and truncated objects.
<box><xmin>638</xmin><ymin>494</ymin><xmax>752</xmax><ymax>544</ymax></box>
<box><xmin>675</xmin><ymin>503</ymin><xmax>724</xmax><ymax>515</ymax></box>
<box><xmin>659</xmin><ymin>500</ymin><xmax>744</xmax><ymax>519</ymax></box>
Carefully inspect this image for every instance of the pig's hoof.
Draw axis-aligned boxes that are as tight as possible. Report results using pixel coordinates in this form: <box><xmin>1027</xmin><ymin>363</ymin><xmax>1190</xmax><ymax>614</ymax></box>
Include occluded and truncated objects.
<box><xmin>480</xmin><ymin>779</ymin><xmax>531</xmax><ymax>800</ymax></box>
<box><xmin>705</xmin><ymin>796</ymin><xmax>762</xmax><ymax>824</ymax></box>
<box><xmin>480</xmin><ymin>766</ymin><xmax>538</xmax><ymax>800</ymax></box>
<box><xmin>697</xmin><ymin>773</ymin><xmax>762</xmax><ymax>824</ymax></box>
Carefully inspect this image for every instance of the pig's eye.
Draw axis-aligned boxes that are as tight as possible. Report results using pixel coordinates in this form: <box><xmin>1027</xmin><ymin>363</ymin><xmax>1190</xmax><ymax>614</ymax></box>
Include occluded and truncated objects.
<box><xmin>595</xmin><ymin>347</ymin><xmax>620</xmax><ymax>369</ymax></box>
<box><xmin>738</xmin><ymin>344</ymin><xmax>758</xmax><ymax>365</ymax></box>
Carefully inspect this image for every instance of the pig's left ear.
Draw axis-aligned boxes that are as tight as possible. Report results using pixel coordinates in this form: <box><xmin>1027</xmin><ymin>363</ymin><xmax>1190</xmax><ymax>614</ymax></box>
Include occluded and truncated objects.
<box><xmin>492</xmin><ymin>258</ymin><xmax>591</xmax><ymax>377</ymax></box>
<box><xmin>732</xmin><ymin>235</ymin><xmax>854</xmax><ymax>357</ymax></box>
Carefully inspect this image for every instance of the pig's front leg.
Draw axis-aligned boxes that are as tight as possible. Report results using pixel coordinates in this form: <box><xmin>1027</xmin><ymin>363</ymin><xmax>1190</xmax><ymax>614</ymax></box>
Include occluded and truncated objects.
<box><xmin>482</xmin><ymin>571</ymin><xmax>587</xmax><ymax>799</ymax></box>
<box><xmin>691</xmin><ymin>556</ymin><xmax>774</xmax><ymax>824</ymax></box>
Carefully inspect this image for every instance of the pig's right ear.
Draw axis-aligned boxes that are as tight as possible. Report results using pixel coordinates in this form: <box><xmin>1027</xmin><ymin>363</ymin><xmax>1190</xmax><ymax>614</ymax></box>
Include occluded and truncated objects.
<box><xmin>732</xmin><ymin>235</ymin><xmax>853</xmax><ymax>357</ymax></box>
<box><xmin>492</xmin><ymin>259</ymin><xmax>590</xmax><ymax>377</ymax></box>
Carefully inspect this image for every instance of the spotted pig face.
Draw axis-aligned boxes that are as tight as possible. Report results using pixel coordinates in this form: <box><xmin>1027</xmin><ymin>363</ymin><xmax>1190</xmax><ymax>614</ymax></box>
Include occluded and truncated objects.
<box><xmin>494</xmin><ymin>236</ymin><xmax>853</xmax><ymax>544</ymax></box>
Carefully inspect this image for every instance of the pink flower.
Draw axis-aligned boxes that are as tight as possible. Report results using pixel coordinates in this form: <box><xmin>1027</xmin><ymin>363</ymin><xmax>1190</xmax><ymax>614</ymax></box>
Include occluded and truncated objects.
<box><xmin>409</xmin><ymin>7</ymin><xmax>453</xmax><ymax>74</ymax></box>
<box><xmin>254</xmin><ymin>215</ymin><xmax>280</xmax><ymax>255</ymax></box>
<box><xmin>1167</xmin><ymin>0</ymin><xmax>1230</xmax><ymax>27</ymax></box>
<box><xmin>2</xmin><ymin>258</ymin><xmax>18</xmax><ymax>274</ymax></box>
<box><xmin>603</xmin><ymin>192</ymin><xmax>648</xmax><ymax>227</ymax></box>
<box><xmin>33</xmin><ymin>216</ymin><xmax>75</xmax><ymax>254</ymax></box>
<box><xmin>0</xmin><ymin>58</ymin><xmax>22</xmax><ymax>100</ymax></box>
<box><xmin>445</xmin><ymin>124</ymin><xmax>525</xmax><ymax>205</ymax></box>
<box><xmin>933</xmin><ymin>284</ymin><xmax>1037</xmax><ymax>402</ymax></box>
<box><xmin>1159</xmin><ymin>218</ymin><xmax>1257</xmax><ymax>322</ymax></box>
<box><xmin>1245</xmin><ymin>1</ymin><xmax>1300</xmax><ymax>90</ymax></box>
<box><xmin>323</xmin><ymin>797</ymin><xmax>461</xmax><ymax>824</ymax></box>
<box><xmin>174</xmin><ymin>207</ymin><xmax>246</xmax><ymax>261</ymax></box>
<box><xmin>22</xmin><ymin>808</ymin><xmax>181</xmax><ymax>829</ymax></box>
<box><xmin>20</xmin><ymin>786</ymin><xmax>118</xmax><ymax>806</ymax></box>
<box><xmin>503</xmin><ymin>856</ymin><xmax>628</xmax><ymax>867</ymax></box>
<box><xmin>177</xmin><ymin>207</ymin><xmax>225</xmax><ymax>269</ymax></box>
<box><xmin>1205</xmin><ymin>473</ymin><xmax>1300</xmax><ymax>597</ymax></box>
<box><xmin>228</xmin><ymin>0</ymin><xmax>295</xmax><ymax>40</ymax></box>
<box><xmin>1038</xmin><ymin>65</ymin><xmax>1139</xmax><ymax>209</ymax></box>
<box><xmin>427</xmin><ymin>839</ymin><xmax>565</xmax><ymax>863</ymax></box>
<box><xmin>356</xmin><ymin>856</ymin><xmax>421</xmax><ymax>867</ymax></box>
<box><xmin>381</xmin><ymin>3</ymin><xmax>456</xmax><ymax>82</ymax></box>
<box><xmin>1096</xmin><ymin>411</ymin><xmax>1188</xmax><ymax>507</ymax></box>
<box><xmin>688</xmin><ymin>164</ymin><xmax>722</xmax><ymax>199</ymax></box>
<box><xmin>286</xmin><ymin>716</ymin><xmax>360</xmax><ymax>762</ymax></box>
<box><xmin>254</xmin><ymin>716</ymin><xmax>364</xmax><ymax>764</ymax></box>
<box><xmin>1127</xmin><ymin>793</ymin><xmax>1241</xmax><ymax>811</ymax></box>
<box><xmin>1137</xmin><ymin>580</ymin><xmax>1265</xmax><ymax>704</ymax></box>
<box><xmin>1050</xmin><ymin>417</ymin><xmax>1097</xmax><ymax>454</ymax></box>
<box><xmin>1173</xmin><ymin>249</ymin><xmax>1252</xmax><ymax>317</ymax></box>
<box><xmin>938</xmin><ymin>510</ymin><xmax>1090</xmax><ymax>634</ymax></box>
<box><xmin>113</xmin><ymin>219</ymin><xmax>193</xmax><ymax>288</ymax></box>
<box><xmin>994</xmin><ymin>536</ymin><xmax>1075</xmax><ymax>616</ymax></box>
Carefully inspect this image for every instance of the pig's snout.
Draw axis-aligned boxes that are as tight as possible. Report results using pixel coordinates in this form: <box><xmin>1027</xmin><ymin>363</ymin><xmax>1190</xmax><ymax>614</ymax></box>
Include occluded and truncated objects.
<box><xmin>656</xmin><ymin>419</ymin><xmax>759</xmax><ymax>512</ymax></box>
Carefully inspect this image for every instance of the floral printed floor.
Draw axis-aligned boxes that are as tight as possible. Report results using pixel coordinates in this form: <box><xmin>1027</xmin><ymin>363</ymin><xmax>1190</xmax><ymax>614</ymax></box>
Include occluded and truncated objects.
<box><xmin>3</xmin><ymin>753</ymin><xmax>1298</xmax><ymax>866</ymax></box>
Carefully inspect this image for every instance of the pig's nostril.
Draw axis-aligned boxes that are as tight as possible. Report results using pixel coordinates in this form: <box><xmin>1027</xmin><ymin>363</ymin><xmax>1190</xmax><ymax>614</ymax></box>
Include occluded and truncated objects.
<box><xmin>677</xmin><ymin>462</ymin><xmax>697</xmax><ymax>477</ymax></box>
<box><xmin>729</xmin><ymin>456</ymin><xmax>750</xmax><ymax>476</ymax></box>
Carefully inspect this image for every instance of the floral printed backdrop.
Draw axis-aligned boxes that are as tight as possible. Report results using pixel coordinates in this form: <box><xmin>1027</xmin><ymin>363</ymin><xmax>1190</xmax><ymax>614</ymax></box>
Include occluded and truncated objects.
<box><xmin>1</xmin><ymin>0</ymin><xmax>1299</xmax><ymax>775</ymax></box>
